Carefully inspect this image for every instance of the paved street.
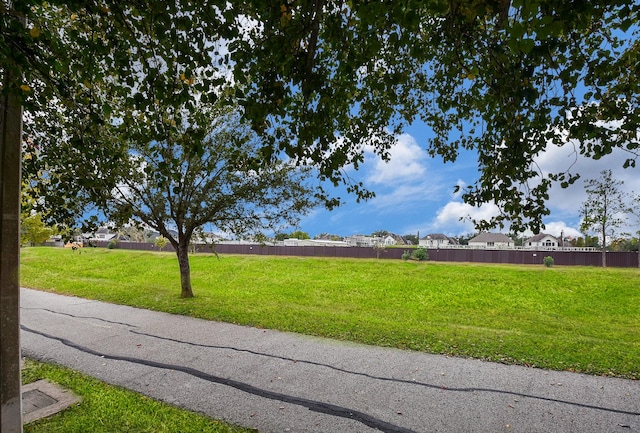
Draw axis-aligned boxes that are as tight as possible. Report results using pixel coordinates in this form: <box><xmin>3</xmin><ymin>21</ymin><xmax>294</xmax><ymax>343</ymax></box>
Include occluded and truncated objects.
<box><xmin>21</xmin><ymin>288</ymin><xmax>639</xmax><ymax>432</ymax></box>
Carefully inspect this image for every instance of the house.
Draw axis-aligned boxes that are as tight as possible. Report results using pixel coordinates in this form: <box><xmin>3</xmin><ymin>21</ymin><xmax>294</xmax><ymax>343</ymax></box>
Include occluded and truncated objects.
<box><xmin>419</xmin><ymin>234</ymin><xmax>459</xmax><ymax>248</ymax></box>
<box><xmin>468</xmin><ymin>232</ymin><xmax>513</xmax><ymax>248</ymax></box>
<box><xmin>524</xmin><ymin>233</ymin><xmax>560</xmax><ymax>249</ymax></box>
<box><xmin>92</xmin><ymin>227</ymin><xmax>117</xmax><ymax>241</ymax></box>
<box><xmin>283</xmin><ymin>238</ymin><xmax>350</xmax><ymax>247</ymax></box>
<box><xmin>344</xmin><ymin>234</ymin><xmax>407</xmax><ymax>247</ymax></box>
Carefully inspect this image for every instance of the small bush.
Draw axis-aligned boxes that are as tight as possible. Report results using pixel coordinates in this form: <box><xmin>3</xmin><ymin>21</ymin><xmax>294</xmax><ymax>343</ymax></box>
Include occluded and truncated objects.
<box><xmin>107</xmin><ymin>239</ymin><xmax>117</xmax><ymax>249</ymax></box>
<box><xmin>413</xmin><ymin>248</ymin><xmax>429</xmax><ymax>261</ymax></box>
<box><xmin>401</xmin><ymin>251</ymin><xmax>412</xmax><ymax>261</ymax></box>
<box><xmin>543</xmin><ymin>256</ymin><xmax>554</xmax><ymax>267</ymax></box>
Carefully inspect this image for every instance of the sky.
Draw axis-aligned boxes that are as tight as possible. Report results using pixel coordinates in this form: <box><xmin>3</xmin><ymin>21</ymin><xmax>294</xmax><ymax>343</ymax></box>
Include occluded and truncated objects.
<box><xmin>295</xmin><ymin>120</ymin><xmax>640</xmax><ymax>240</ymax></box>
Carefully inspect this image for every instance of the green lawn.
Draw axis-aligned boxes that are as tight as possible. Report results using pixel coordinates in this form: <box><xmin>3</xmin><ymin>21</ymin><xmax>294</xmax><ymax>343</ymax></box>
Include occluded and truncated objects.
<box><xmin>22</xmin><ymin>359</ymin><xmax>252</xmax><ymax>433</ymax></box>
<box><xmin>20</xmin><ymin>247</ymin><xmax>640</xmax><ymax>379</ymax></box>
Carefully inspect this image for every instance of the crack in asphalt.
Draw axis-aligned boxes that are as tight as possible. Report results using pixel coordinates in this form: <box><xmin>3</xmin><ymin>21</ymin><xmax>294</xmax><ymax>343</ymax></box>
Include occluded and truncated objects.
<box><xmin>21</xmin><ymin>307</ymin><xmax>139</xmax><ymax>328</ymax></box>
<box><xmin>21</xmin><ymin>307</ymin><xmax>640</xmax><ymax>419</ymax></box>
<box><xmin>21</xmin><ymin>325</ymin><xmax>419</xmax><ymax>433</ymax></box>
<box><xmin>129</xmin><ymin>329</ymin><xmax>640</xmax><ymax>417</ymax></box>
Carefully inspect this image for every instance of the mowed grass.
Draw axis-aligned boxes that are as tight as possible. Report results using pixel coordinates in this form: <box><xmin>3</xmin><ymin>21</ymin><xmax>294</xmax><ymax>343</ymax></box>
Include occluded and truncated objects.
<box><xmin>21</xmin><ymin>247</ymin><xmax>640</xmax><ymax>379</ymax></box>
<box><xmin>22</xmin><ymin>359</ymin><xmax>252</xmax><ymax>433</ymax></box>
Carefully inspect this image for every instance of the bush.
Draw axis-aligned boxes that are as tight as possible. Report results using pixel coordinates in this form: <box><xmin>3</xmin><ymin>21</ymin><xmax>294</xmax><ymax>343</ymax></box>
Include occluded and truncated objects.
<box><xmin>413</xmin><ymin>248</ymin><xmax>429</xmax><ymax>261</ymax></box>
<box><xmin>543</xmin><ymin>256</ymin><xmax>554</xmax><ymax>267</ymax></box>
<box><xmin>401</xmin><ymin>251</ymin><xmax>412</xmax><ymax>261</ymax></box>
<box><xmin>107</xmin><ymin>239</ymin><xmax>117</xmax><ymax>249</ymax></box>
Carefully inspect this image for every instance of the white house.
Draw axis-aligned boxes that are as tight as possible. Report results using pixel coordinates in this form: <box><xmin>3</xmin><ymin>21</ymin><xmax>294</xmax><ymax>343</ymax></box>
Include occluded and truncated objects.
<box><xmin>283</xmin><ymin>238</ymin><xmax>350</xmax><ymax>247</ymax></box>
<box><xmin>468</xmin><ymin>232</ymin><xmax>513</xmax><ymax>248</ymax></box>
<box><xmin>89</xmin><ymin>227</ymin><xmax>117</xmax><ymax>241</ymax></box>
<box><xmin>419</xmin><ymin>234</ymin><xmax>458</xmax><ymax>248</ymax></box>
<box><xmin>524</xmin><ymin>233</ymin><xmax>560</xmax><ymax>249</ymax></box>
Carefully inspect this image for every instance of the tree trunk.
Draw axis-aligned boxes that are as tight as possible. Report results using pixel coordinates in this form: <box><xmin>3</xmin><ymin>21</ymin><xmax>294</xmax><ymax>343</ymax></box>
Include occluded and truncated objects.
<box><xmin>176</xmin><ymin>244</ymin><xmax>194</xmax><ymax>298</ymax></box>
<box><xmin>601</xmin><ymin>227</ymin><xmax>607</xmax><ymax>268</ymax></box>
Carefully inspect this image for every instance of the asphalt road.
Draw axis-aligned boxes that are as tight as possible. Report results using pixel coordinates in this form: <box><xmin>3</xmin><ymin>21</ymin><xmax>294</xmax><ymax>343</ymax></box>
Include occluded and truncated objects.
<box><xmin>20</xmin><ymin>288</ymin><xmax>639</xmax><ymax>433</ymax></box>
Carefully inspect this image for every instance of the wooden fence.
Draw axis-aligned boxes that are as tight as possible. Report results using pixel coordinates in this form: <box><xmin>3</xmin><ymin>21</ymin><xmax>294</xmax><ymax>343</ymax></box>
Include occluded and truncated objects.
<box><xmin>95</xmin><ymin>241</ymin><xmax>640</xmax><ymax>267</ymax></box>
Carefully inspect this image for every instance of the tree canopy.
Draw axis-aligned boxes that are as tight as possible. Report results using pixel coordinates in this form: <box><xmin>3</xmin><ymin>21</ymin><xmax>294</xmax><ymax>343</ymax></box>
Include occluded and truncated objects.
<box><xmin>580</xmin><ymin>169</ymin><xmax>631</xmax><ymax>267</ymax></box>
<box><xmin>5</xmin><ymin>0</ymin><xmax>640</xmax><ymax>234</ymax></box>
<box><xmin>106</xmin><ymin>102</ymin><xmax>317</xmax><ymax>298</ymax></box>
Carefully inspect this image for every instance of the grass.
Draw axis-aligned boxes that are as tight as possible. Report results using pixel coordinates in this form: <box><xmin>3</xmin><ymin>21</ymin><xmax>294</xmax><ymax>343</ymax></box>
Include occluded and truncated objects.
<box><xmin>20</xmin><ymin>247</ymin><xmax>640</xmax><ymax>379</ymax></box>
<box><xmin>21</xmin><ymin>359</ymin><xmax>253</xmax><ymax>433</ymax></box>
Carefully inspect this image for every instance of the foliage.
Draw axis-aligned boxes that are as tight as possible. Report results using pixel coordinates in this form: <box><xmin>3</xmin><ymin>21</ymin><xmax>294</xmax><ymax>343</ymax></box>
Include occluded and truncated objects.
<box><xmin>154</xmin><ymin>236</ymin><xmax>169</xmax><ymax>252</ymax></box>
<box><xmin>610</xmin><ymin>237</ymin><xmax>634</xmax><ymax>252</ymax></box>
<box><xmin>107</xmin><ymin>239</ymin><xmax>117</xmax><ymax>249</ymax></box>
<box><xmin>22</xmin><ymin>359</ymin><xmax>251</xmax><ymax>433</ymax></box>
<box><xmin>4</xmin><ymin>1</ymin><xmax>639</xmax><ymax>236</ymax></box>
<box><xmin>580</xmin><ymin>170</ymin><xmax>631</xmax><ymax>266</ymax></box>
<box><xmin>105</xmin><ymin>102</ymin><xmax>317</xmax><ymax>298</ymax></box>
<box><xmin>20</xmin><ymin>213</ymin><xmax>55</xmax><ymax>246</ymax></box>
<box><xmin>543</xmin><ymin>256</ymin><xmax>554</xmax><ymax>267</ymax></box>
<box><xmin>401</xmin><ymin>247</ymin><xmax>429</xmax><ymax>261</ymax></box>
<box><xmin>232</xmin><ymin>0</ymin><xmax>640</xmax><ymax>233</ymax></box>
<box><xmin>277</xmin><ymin>230</ymin><xmax>311</xmax><ymax>241</ymax></box>
<box><xmin>372</xmin><ymin>242</ymin><xmax>387</xmax><ymax>259</ymax></box>
<box><xmin>403</xmin><ymin>234</ymin><xmax>419</xmax><ymax>246</ymax></box>
<box><xmin>569</xmin><ymin>235</ymin><xmax>600</xmax><ymax>249</ymax></box>
<box><xmin>413</xmin><ymin>247</ymin><xmax>429</xmax><ymax>261</ymax></box>
<box><xmin>21</xmin><ymin>248</ymin><xmax>640</xmax><ymax>379</ymax></box>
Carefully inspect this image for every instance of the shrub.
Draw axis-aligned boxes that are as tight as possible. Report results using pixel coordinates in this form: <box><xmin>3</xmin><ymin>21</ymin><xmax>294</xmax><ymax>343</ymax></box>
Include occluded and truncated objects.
<box><xmin>107</xmin><ymin>239</ymin><xmax>117</xmax><ymax>249</ymax></box>
<box><xmin>401</xmin><ymin>251</ymin><xmax>412</xmax><ymax>261</ymax></box>
<box><xmin>543</xmin><ymin>256</ymin><xmax>554</xmax><ymax>267</ymax></box>
<box><xmin>413</xmin><ymin>248</ymin><xmax>429</xmax><ymax>261</ymax></box>
<box><xmin>154</xmin><ymin>236</ymin><xmax>169</xmax><ymax>251</ymax></box>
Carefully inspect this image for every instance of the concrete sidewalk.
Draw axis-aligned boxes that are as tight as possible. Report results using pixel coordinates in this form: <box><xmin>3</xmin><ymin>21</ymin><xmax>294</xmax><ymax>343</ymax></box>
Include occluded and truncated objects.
<box><xmin>20</xmin><ymin>288</ymin><xmax>639</xmax><ymax>433</ymax></box>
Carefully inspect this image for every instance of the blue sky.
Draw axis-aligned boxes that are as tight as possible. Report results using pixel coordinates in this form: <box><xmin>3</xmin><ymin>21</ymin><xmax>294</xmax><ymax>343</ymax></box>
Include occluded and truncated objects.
<box><xmin>295</xmin><ymin>120</ymin><xmax>640</xmax><ymax>240</ymax></box>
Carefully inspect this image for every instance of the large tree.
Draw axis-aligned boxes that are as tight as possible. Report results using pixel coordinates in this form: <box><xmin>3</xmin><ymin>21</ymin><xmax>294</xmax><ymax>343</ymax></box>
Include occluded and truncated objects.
<box><xmin>233</xmin><ymin>0</ymin><xmax>640</xmax><ymax>233</ymax></box>
<box><xmin>580</xmin><ymin>170</ymin><xmax>630</xmax><ymax>267</ymax></box>
<box><xmin>5</xmin><ymin>1</ymin><xmax>639</xmax><ymax>234</ymax></box>
<box><xmin>105</xmin><ymin>103</ymin><xmax>316</xmax><ymax>298</ymax></box>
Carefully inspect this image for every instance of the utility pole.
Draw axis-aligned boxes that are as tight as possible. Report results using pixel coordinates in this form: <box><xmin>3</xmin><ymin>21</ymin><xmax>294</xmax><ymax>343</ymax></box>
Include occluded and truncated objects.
<box><xmin>1</xmin><ymin>5</ymin><xmax>25</xmax><ymax>431</ymax></box>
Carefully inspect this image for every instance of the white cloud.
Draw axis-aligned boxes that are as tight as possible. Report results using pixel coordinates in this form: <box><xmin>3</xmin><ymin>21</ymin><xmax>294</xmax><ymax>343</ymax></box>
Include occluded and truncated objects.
<box><xmin>370</xmin><ymin>183</ymin><xmax>442</xmax><ymax>212</ymax></box>
<box><xmin>542</xmin><ymin>221</ymin><xmax>582</xmax><ymax>239</ymax></box>
<box><xmin>365</xmin><ymin>133</ymin><xmax>427</xmax><ymax>185</ymax></box>
<box><xmin>424</xmin><ymin>201</ymin><xmax>501</xmax><ymax>235</ymax></box>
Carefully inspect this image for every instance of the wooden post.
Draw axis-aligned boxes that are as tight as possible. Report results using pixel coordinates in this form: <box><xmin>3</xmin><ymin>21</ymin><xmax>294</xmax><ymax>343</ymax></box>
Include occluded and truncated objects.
<box><xmin>0</xmin><ymin>40</ymin><xmax>24</xmax><ymax>433</ymax></box>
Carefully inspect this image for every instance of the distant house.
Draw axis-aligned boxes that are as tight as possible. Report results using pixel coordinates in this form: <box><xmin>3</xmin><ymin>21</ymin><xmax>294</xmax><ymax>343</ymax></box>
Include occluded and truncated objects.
<box><xmin>283</xmin><ymin>238</ymin><xmax>349</xmax><ymax>247</ymax></box>
<box><xmin>344</xmin><ymin>234</ymin><xmax>406</xmax><ymax>247</ymax></box>
<box><xmin>468</xmin><ymin>232</ymin><xmax>513</xmax><ymax>248</ymax></box>
<box><xmin>419</xmin><ymin>234</ymin><xmax>458</xmax><ymax>248</ymax></box>
<box><xmin>524</xmin><ymin>233</ymin><xmax>560</xmax><ymax>249</ymax></box>
<box><xmin>93</xmin><ymin>227</ymin><xmax>117</xmax><ymax>241</ymax></box>
<box><xmin>345</xmin><ymin>235</ymin><xmax>373</xmax><ymax>247</ymax></box>
<box><xmin>382</xmin><ymin>235</ymin><xmax>399</xmax><ymax>246</ymax></box>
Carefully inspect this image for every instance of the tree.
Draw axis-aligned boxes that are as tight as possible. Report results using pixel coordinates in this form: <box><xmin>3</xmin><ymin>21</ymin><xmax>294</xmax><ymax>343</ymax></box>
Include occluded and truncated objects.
<box><xmin>6</xmin><ymin>1</ymin><xmax>639</xmax><ymax>236</ymax></box>
<box><xmin>3</xmin><ymin>2</ymin><xmax>640</xmax><ymax>427</ymax></box>
<box><xmin>154</xmin><ymin>236</ymin><xmax>168</xmax><ymax>252</ymax></box>
<box><xmin>629</xmin><ymin>192</ymin><xmax>640</xmax><ymax>268</ymax></box>
<box><xmin>580</xmin><ymin>170</ymin><xmax>631</xmax><ymax>267</ymax></box>
<box><xmin>403</xmin><ymin>234</ymin><xmax>419</xmax><ymax>246</ymax></box>
<box><xmin>20</xmin><ymin>213</ymin><xmax>54</xmax><ymax>247</ymax></box>
<box><xmin>232</xmin><ymin>0</ymin><xmax>640</xmax><ymax>234</ymax></box>
<box><xmin>288</xmin><ymin>230</ymin><xmax>311</xmax><ymax>240</ymax></box>
<box><xmin>105</xmin><ymin>103</ymin><xmax>317</xmax><ymax>298</ymax></box>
